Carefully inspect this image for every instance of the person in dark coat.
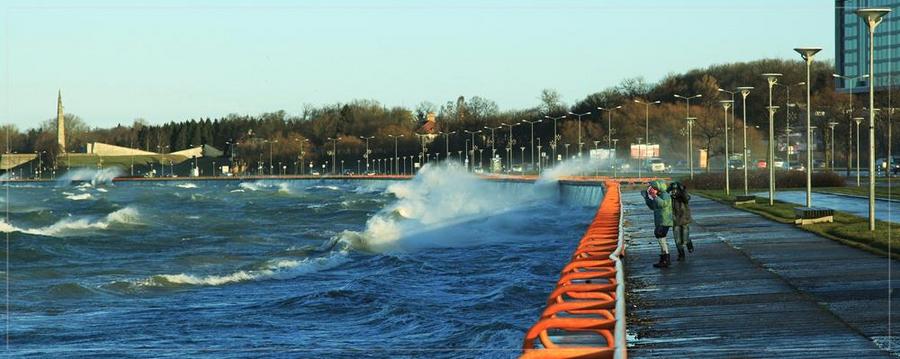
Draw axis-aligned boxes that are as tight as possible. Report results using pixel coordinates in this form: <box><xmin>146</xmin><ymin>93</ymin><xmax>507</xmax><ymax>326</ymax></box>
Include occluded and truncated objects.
<box><xmin>667</xmin><ymin>181</ymin><xmax>693</xmax><ymax>261</ymax></box>
<box><xmin>641</xmin><ymin>180</ymin><xmax>673</xmax><ymax>268</ymax></box>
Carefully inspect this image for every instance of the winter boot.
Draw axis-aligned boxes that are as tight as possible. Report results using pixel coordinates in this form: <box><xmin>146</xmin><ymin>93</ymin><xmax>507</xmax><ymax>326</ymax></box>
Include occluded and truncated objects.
<box><xmin>686</xmin><ymin>241</ymin><xmax>694</xmax><ymax>253</ymax></box>
<box><xmin>653</xmin><ymin>254</ymin><xmax>670</xmax><ymax>268</ymax></box>
<box><xmin>677</xmin><ymin>247</ymin><xmax>686</xmax><ymax>261</ymax></box>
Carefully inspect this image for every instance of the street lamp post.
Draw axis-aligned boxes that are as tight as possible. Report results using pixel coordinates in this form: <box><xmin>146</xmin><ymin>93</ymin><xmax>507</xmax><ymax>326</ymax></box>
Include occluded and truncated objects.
<box><xmin>720</xmin><ymin>100</ymin><xmax>734</xmax><ymax>196</ymax></box>
<box><xmin>834</xmin><ymin>73</ymin><xmax>869</xmax><ymax>177</ymax></box>
<box><xmin>718</xmin><ymin>89</ymin><xmax>737</xmax><ymax>160</ymax></box>
<box><xmin>483</xmin><ymin>126</ymin><xmax>500</xmax><ymax>170</ymax></box>
<box><xmin>633</xmin><ymin>100</ymin><xmax>661</xmax><ymax>146</ymax></box>
<box><xmin>295</xmin><ymin>138</ymin><xmax>309</xmax><ymax>175</ymax></box>
<box><xmin>360</xmin><ymin>136</ymin><xmax>375</xmax><ymax>173</ymax></box>
<box><xmin>686</xmin><ymin>117</ymin><xmax>696</xmax><ymax>179</ymax></box>
<box><xmin>327</xmin><ymin>137</ymin><xmax>338</xmax><ymax>175</ymax></box>
<box><xmin>611</xmin><ymin>139</ymin><xmax>619</xmax><ymax>177</ymax></box>
<box><xmin>439</xmin><ymin>131</ymin><xmax>456</xmax><ymax>162</ymax></box>
<box><xmin>855</xmin><ymin>117</ymin><xmax>863</xmax><ymax>186</ymax></box>
<box><xmin>794</xmin><ymin>47</ymin><xmax>822</xmax><ymax>208</ymax></box>
<box><xmin>567</xmin><ymin>111</ymin><xmax>591</xmax><ymax>158</ymax></box>
<box><xmin>774</xmin><ymin>81</ymin><xmax>806</xmax><ymax>168</ymax></box>
<box><xmin>464</xmin><ymin>130</ymin><xmax>482</xmax><ymax>172</ymax></box>
<box><xmin>388</xmin><ymin>135</ymin><xmax>403</xmax><ymax>175</ymax></box>
<box><xmin>828</xmin><ymin>121</ymin><xmax>839</xmax><ymax>169</ymax></box>
<box><xmin>857</xmin><ymin>7</ymin><xmax>891</xmax><ymax>230</ymax></box>
<box><xmin>522</xmin><ymin>119</ymin><xmax>542</xmax><ymax>171</ymax></box>
<box><xmin>633</xmin><ymin>99</ymin><xmax>661</xmax><ymax>172</ymax></box>
<box><xmin>501</xmin><ymin>122</ymin><xmax>519</xmax><ymax>170</ymax></box>
<box><xmin>544</xmin><ymin>115</ymin><xmax>566</xmax><ymax>165</ymax></box>
<box><xmin>737</xmin><ymin>87</ymin><xmax>754</xmax><ymax>195</ymax></box>
<box><xmin>763</xmin><ymin>73</ymin><xmax>783</xmax><ymax>206</ymax></box>
<box><xmin>674</xmin><ymin>94</ymin><xmax>703</xmax><ymax>178</ymax></box>
<box><xmin>597</xmin><ymin>106</ymin><xmax>622</xmax><ymax>161</ymax></box>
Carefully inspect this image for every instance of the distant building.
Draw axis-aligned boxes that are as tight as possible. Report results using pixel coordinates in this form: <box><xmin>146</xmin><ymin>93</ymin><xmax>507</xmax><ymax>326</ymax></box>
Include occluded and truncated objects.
<box><xmin>835</xmin><ymin>0</ymin><xmax>900</xmax><ymax>92</ymax></box>
<box><xmin>57</xmin><ymin>90</ymin><xmax>66</xmax><ymax>152</ymax></box>
<box><xmin>418</xmin><ymin>112</ymin><xmax>439</xmax><ymax>142</ymax></box>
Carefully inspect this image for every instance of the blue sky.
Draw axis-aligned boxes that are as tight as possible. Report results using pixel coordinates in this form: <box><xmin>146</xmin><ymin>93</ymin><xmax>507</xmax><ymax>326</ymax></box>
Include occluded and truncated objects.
<box><xmin>1</xmin><ymin>0</ymin><xmax>832</xmax><ymax>129</ymax></box>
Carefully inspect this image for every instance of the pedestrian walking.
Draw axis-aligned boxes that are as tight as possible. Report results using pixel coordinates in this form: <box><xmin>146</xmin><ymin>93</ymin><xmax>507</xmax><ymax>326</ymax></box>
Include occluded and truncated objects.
<box><xmin>641</xmin><ymin>180</ymin><xmax>673</xmax><ymax>268</ymax></box>
<box><xmin>668</xmin><ymin>181</ymin><xmax>693</xmax><ymax>261</ymax></box>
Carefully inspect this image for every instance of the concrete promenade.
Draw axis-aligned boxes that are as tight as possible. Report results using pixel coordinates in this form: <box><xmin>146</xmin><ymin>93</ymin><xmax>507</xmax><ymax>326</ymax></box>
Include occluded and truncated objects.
<box><xmin>623</xmin><ymin>191</ymin><xmax>899</xmax><ymax>358</ymax></box>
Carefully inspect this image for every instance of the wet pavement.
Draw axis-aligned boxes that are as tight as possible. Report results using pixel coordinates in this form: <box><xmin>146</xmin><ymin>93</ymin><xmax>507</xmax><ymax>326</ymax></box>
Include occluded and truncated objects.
<box><xmin>623</xmin><ymin>191</ymin><xmax>899</xmax><ymax>358</ymax></box>
<box><xmin>753</xmin><ymin>190</ymin><xmax>900</xmax><ymax>224</ymax></box>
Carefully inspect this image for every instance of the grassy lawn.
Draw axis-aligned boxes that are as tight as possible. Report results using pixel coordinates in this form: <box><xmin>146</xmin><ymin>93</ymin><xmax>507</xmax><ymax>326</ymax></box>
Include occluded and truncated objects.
<box><xmin>697</xmin><ymin>190</ymin><xmax>900</xmax><ymax>258</ymax></box>
<box><xmin>815</xmin><ymin>186</ymin><xmax>900</xmax><ymax>201</ymax></box>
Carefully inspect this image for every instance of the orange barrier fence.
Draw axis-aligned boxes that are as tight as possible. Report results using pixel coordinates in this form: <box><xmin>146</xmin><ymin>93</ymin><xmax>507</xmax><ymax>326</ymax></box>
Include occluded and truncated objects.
<box><xmin>521</xmin><ymin>181</ymin><xmax>626</xmax><ymax>359</ymax></box>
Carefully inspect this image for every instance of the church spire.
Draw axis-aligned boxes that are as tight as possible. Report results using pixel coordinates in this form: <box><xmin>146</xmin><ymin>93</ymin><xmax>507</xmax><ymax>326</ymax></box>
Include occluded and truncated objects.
<box><xmin>57</xmin><ymin>89</ymin><xmax>66</xmax><ymax>153</ymax></box>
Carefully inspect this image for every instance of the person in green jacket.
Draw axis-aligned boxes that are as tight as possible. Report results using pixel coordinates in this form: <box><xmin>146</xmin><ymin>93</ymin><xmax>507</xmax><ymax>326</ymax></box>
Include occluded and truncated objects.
<box><xmin>641</xmin><ymin>180</ymin><xmax>674</xmax><ymax>268</ymax></box>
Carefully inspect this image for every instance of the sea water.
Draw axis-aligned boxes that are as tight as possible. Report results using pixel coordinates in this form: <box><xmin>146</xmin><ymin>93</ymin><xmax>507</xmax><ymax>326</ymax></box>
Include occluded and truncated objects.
<box><xmin>2</xmin><ymin>164</ymin><xmax>603</xmax><ymax>358</ymax></box>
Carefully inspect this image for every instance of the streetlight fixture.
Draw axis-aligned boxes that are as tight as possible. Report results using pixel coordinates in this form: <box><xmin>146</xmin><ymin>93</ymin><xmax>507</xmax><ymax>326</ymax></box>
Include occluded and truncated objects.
<box><xmin>720</xmin><ymin>100</ymin><xmax>734</xmax><ymax>196</ymax></box>
<box><xmin>295</xmin><ymin>138</ymin><xmax>309</xmax><ymax>175</ymax></box>
<box><xmin>522</xmin><ymin>119</ymin><xmax>542</xmax><ymax>171</ymax></box>
<box><xmin>483</xmin><ymin>126</ymin><xmax>501</xmax><ymax>170</ymax></box>
<box><xmin>857</xmin><ymin>7</ymin><xmax>891</xmax><ymax>231</ymax></box>
<box><xmin>327</xmin><ymin>137</ymin><xmax>339</xmax><ymax>175</ymax></box>
<box><xmin>834</xmin><ymin>73</ymin><xmax>869</xmax><ymax>177</ymax></box>
<box><xmin>774</xmin><ymin>81</ymin><xmax>806</xmax><ymax>168</ymax></box>
<box><xmin>464</xmin><ymin>129</ymin><xmax>482</xmax><ymax>172</ymax></box>
<box><xmin>685</xmin><ymin>117</ymin><xmax>696</xmax><ymax>179</ymax></box>
<box><xmin>855</xmin><ymin>116</ymin><xmax>864</xmax><ymax>186</ymax></box>
<box><xmin>597</xmin><ymin>106</ymin><xmax>622</xmax><ymax>161</ymax></box>
<box><xmin>718</xmin><ymin>89</ymin><xmax>738</xmax><ymax>159</ymax></box>
<box><xmin>736</xmin><ymin>86</ymin><xmax>754</xmax><ymax>195</ymax></box>
<box><xmin>794</xmin><ymin>46</ymin><xmax>822</xmax><ymax>208</ymax></box>
<box><xmin>544</xmin><ymin>115</ymin><xmax>566</xmax><ymax>165</ymax></box>
<box><xmin>567</xmin><ymin>111</ymin><xmax>592</xmax><ymax>158</ymax></box>
<box><xmin>828</xmin><ymin>121</ymin><xmax>839</xmax><ymax>169</ymax></box>
<box><xmin>674</xmin><ymin>94</ymin><xmax>703</xmax><ymax>178</ymax></box>
<box><xmin>500</xmin><ymin>122</ymin><xmax>520</xmax><ymax>170</ymax></box>
<box><xmin>387</xmin><ymin>134</ymin><xmax>403</xmax><ymax>175</ymax></box>
<box><xmin>439</xmin><ymin>131</ymin><xmax>456</xmax><ymax>162</ymax></box>
<box><xmin>633</xmin><ymin>100</ymin><xmax>661</xmax><ymax>146</ymax></box>
<box><xmin>762</xmin><ymin>73</ymin><xmax>783</xmax><ymax>206</ymax></box>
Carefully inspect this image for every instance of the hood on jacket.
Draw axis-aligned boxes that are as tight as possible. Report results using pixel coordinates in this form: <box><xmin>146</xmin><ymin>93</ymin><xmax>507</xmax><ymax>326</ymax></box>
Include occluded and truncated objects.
<box><xmin>668</xmin><ymin>181</ymin><xmax>684</xmax><ymax>192</ymax></box>
<box><xmin>649</xmin><ymin>180</ymin><xmax>668</xmax><ymax>192</ymax></box>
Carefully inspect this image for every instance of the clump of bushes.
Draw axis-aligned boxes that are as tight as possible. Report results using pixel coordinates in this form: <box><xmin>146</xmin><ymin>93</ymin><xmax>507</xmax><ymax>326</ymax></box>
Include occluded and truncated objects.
<box><xmin>680</xmin><ymin>169</ymin><xmax>845</xmax><ymax>190</ymax></box>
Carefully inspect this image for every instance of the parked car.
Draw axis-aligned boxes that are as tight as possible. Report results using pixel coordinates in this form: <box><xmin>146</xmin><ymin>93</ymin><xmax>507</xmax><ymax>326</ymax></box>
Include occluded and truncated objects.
<box><xmin>728</xmin><ymin>159</ymin><xmax>744</xmax><ymax>169</ymax></box>
<box><xmin>648</xmin><ymin>158</ymin><xmax>669</xmax><ymax>173</ymax></box>
<box><xmin>877</xmin><ymin>157</ymin><xmax>900</xmax><ymax>174</ymax></box>
<box><xmin>757</xmin><ymin>158</ymin><xmax>786</xmax><ymax>169</ymax></box>
<box><xmin>310</xmin><ymin>171</ymin><xmax>321</xmax><ymax>176</ymax></box>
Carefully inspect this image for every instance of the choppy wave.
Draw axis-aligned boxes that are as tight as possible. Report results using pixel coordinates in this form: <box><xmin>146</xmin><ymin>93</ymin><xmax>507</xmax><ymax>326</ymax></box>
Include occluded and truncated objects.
<box><xmin>176</xmin><ymin>183</ymin><xmax>198</xmax><ymax>189</ymax></box>
<box><xmin>0</xmin><ymin>207</ymin><xmax>142</xmax><ymax>237</ymax></box>
<box><xmin>64</xmin><ymin>192</ymin><xmax>93</xmax><ymax>201</ymax></box>
<box><xmin>57</xmin><ymin>167</ymin><xmax>123</xmax><ymax>186</ymax></box>
<box><xmin>137</xmin><ymin>252</ymin><xmax>349</xmax><ymax>287</ymax></box>
<box><xmin>336</xmin><ymin>164</ymin><xmax>554</xmax><ymax>252</ymax></box>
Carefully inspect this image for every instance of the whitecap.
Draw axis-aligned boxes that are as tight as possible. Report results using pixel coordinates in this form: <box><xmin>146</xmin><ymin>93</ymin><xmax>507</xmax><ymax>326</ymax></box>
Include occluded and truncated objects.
<box><xmin>0</xmin><ymin>207</ymin><xmax>142</xmax><ymax>237</ymax></box>
<box><xmin>140</xmin><ymin>253</ymin><xmax>349</xmax><ymax>287</ymax></box>
<box><xmin>65</xmin><ymin>193</ymin><xmax>93</xmax><ymax>201</ymax></box>
<box><xmin>176</xmin><ymin>183</ymin><xmax>198</xmax><ymax>189</ymax></box>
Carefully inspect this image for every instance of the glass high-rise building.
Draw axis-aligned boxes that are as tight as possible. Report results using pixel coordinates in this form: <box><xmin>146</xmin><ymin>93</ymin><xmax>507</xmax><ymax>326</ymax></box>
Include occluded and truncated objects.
<box><xmin>835</xmin><ymin>0</ymin><xmax>900</xmax><ymax>92</ymax></box>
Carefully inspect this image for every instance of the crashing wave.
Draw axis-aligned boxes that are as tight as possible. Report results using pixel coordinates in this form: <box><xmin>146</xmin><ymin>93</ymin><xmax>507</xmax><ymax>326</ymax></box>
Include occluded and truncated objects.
<box><xmin>335</xmin><ymin>164</ymin><xmax>554</xmax><ymax>252</ymax></box>
<box><xmin>138</xmin><ymin>252</ymin><xmax>349</xmax><ymax>287</ymax></box>
<box><xmin>0</xmin><ymin>207</ymin><xmax>142</xmax><ymax>237</ymax></box>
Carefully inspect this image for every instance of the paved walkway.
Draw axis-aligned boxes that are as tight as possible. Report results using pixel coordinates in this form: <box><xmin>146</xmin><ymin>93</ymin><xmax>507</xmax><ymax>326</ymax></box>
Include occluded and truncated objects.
<box><xmin>623</xmin><ymin>191</ymin><xmax>900</xmax><ymax>358</ymax></box>
<box><xmin>753</xmin><ymin>190</ymin><xmax>900</xmax><ymax>224</ymax></box>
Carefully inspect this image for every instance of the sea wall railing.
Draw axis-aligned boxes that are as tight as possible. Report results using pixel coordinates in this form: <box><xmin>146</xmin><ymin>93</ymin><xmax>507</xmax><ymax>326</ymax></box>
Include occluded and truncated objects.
<box><xmin>521</xmin><ymin>181</ymin><xmax>626</xmax><ymax>359</ymax></box>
